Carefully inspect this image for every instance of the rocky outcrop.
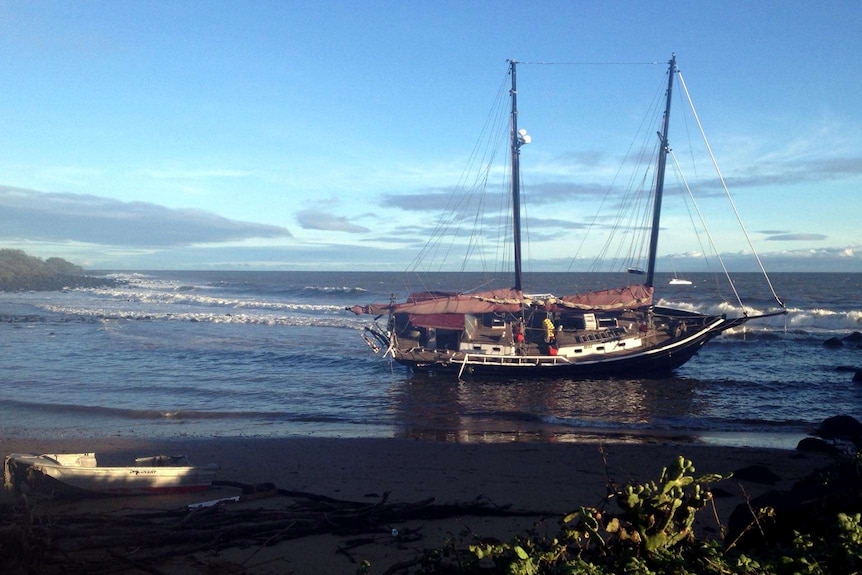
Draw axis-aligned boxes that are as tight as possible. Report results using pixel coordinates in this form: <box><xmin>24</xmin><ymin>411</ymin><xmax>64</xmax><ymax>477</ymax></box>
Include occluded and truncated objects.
<box><xmin>727</xmin><ymin>415</ymin><xmax>862</xmax><ymax>551</ymax></box>
<box><xmin>0</xmin><ymin>249</ymin><xmax>116</xmax><ymax>291</ymax></box>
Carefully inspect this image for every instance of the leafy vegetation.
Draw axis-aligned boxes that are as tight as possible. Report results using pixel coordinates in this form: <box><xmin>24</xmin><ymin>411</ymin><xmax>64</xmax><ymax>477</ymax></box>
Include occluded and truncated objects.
<box><xmin>385</xmin><ymin>451</ymin><xmax>862</xmax><ymax>575</ymax></box>
<box><xmin>0</xmin><ymin>249</ymin><xmax>114</xmax><ymax>291</ymax></box>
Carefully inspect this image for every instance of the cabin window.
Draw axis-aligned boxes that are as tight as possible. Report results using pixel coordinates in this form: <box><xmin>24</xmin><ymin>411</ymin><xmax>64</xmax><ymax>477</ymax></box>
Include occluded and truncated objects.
<box><xmin>477</xmin><ymin>313</ymin><xmax>507</xmax><ymax>329</ymax></box>
<box><xmin>563</xmin><ymin>314</ymin><xmax>597</xmax><ymax>330</ymax></box>
<box><xmin>561</xmin><ymin>313</ymin><xmax>617</xmax><ymax>330</ymax></box>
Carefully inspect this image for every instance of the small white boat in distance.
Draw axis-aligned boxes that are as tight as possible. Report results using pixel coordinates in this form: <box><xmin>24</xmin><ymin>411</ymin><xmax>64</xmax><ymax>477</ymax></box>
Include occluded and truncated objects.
<box><xmin>669</xmin><ymin>277</ymin><xmax>693</xmax><ymax>286</ymax></box>
<box><xmin>4</xmin><ymin>452</ymin><xmax>219</xmax><ymax>496</ymax></box>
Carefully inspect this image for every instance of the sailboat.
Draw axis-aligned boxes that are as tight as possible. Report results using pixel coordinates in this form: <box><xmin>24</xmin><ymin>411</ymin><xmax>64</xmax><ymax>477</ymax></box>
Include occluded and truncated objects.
<box><xmin>669</xmin><ymin>271</ymin><xmax>693</xmax><ymax>286</ymax></box>
<box><xmin>350</xmin><ymin>55</ymin><xmax>785</xmax><ymax>378</ymax></box>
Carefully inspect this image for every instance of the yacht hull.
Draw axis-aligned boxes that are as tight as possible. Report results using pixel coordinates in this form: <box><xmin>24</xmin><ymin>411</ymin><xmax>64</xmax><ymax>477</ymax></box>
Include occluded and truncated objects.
<box><xmin>390</xmin><ymin>313</ymin><xmax>747</xmax><ymax>379</ymax></box>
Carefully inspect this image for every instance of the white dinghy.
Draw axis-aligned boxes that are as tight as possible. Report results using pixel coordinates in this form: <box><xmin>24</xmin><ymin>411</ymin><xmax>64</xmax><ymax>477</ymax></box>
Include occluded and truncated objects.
<box><xmin>4</xmin><ymin>452</ymin><xmax>219</xmax><ymax>496</ymax></box>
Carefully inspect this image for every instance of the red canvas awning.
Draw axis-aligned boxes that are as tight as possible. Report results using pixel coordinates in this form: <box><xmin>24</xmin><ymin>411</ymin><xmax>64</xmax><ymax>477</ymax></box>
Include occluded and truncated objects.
<box><xmin>556</xmin><ymin>284</ymin><xmax>653</xmax><ymax>311</ymax></box>
<box><xmin>349</xmin><ymin>288</ymin><xmax>523</xmax><ymax>317</ymax></box>
<box><xmin>350</xmin><ymin>285</ymin><xmax>652</xmax><ymax>317</ymax></box>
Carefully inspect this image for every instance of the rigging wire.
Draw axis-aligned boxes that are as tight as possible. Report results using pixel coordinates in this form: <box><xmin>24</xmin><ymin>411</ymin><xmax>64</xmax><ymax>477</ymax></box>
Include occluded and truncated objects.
<box><xmin>672</xmin><ymin>81</ymin><xmax>739</xmax><ymax>304</ymax></box>
<box><xmin>671</xmin><ymin>165</ymin><xmax>718</xmax><ymax>278</ymax></box>
<box><xmin>405</xmin><ymin>68</ymin><xmax>510</xmax><ymax>285</ymax></box>
<box><xmin>517</xmin><ymin>172</ymin><xmax>530</xmax><ymax>279</ymax></box>
<box><xmin>516</xmin><ymin>61</ymin><xmax>662</xmax><ymax>66</ymax></box>
<box><xmin>402</xmin><ymin>59</ymin><xmax>786</xmax><ymax>312</ymax></box>
<box><xmin>411</xmin><ymin>59</ymin><xmax>662</xmax><ymax>283</ymax></box>
<box><xmin>495</xmin><ymin>124</ymin><xmax>514</xmax><ymax>280</ymax></box>
<box><xmin>574</xmin><ymin>75</ymin><xmax>666</xmax><ymax>275</ymax></box>
<box><xmin>677</xmin><ymin>72</ymin><xmax>785</xmax><ymax>308</ymax></box>
<box><xmin>668</xmin><ymin>149</ymin><xmax>746</xmax><ymax>311</ymax></box>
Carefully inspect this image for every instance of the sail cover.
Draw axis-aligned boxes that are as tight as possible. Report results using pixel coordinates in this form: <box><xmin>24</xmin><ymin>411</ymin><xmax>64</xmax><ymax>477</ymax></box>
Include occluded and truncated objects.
<box><xmin>349</xmin><ymin>285</ymin><xmax>652</xmax><ymax>317</ymax></box>
<box><xmin>556</xmin><ymin>284</ymin><xmax>653</xmax><ymax>311</ymax></box>
<box><xmin>349</xmin><ymin>288</ymin><xmax>523</xmax><ymax>317</ymax></box>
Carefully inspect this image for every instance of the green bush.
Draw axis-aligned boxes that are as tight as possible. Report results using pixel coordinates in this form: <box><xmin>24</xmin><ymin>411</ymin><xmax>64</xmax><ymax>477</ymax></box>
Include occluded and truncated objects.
<box><xmin>394</xmin><ymin>451</ymin><xmax>862</xmax><ymax>575</ymax></box>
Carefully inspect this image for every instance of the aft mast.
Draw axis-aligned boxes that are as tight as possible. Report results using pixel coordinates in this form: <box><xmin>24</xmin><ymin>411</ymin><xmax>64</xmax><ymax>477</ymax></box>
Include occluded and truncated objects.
<box><xmin>645</xmin><ymin>54</ymin><xmax>677</xmax><ymax>289</ymax></box>
<box><xmin>509</xmin><ymin>59</ymin><xmax>530</xmax><ymax>291</ymax></box>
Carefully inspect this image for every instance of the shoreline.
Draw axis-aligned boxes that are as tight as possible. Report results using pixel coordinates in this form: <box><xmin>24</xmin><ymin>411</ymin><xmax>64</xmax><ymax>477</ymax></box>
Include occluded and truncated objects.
<box><xmin>1</xmin><ymin>435</ymin><xmax>825</xmax><ymax>499</ymax></box>
<box><xmin>2</xmin><ymin>435</ymin><xmax>835</xmax><ymax>574</ymax></box>
<box><xmin>0</xmin><ymin>413</ymin><xmax>816</xmax><ymax>451</ymax></box>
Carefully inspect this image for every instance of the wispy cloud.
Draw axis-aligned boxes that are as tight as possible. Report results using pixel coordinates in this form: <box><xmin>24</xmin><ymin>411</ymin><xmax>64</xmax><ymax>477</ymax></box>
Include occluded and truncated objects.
<box><xmin>765</xmin><ymin>233</ymin><xmax>828</xmax><ymax>242</ymax></box>
<box><xmin>711</xmin><ymin>155</ymin><xmax>862</xmax><ymax>190</ymax></box>
<box><xmin>295</xmin><ymin>209</ymin><xmax>370</xmax><ymax>233</ymax></box>
<box><xmin>0</xmin><ymin>186</ymin><xmax>292</xmax><ymax>247</ymax></box>
<box><xmin>526</xmin><ymin>216</ymin><xmax>595</xmax><ymax>230</ymax></box>
<box><xmin>85</xmin><ymin>242</ymin><xmax>414</xmax><ymax>270</ymax></box>
<box><xmin>379</xmin><ymin>190</ymin><xmax>465</xmax><ymax>212</ymax></box>
<box><xmin>380</xmin><ymin>180</ymin><xmax>607</xmax><ymax>213</ymax></box>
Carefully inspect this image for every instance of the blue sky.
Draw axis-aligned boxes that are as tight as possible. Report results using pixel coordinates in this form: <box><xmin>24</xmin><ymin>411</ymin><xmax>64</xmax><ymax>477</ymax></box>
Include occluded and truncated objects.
<box><xmin>0</xmin><ymin>0</ymin><xmax>859</xmax><ymax>272</ymax></box>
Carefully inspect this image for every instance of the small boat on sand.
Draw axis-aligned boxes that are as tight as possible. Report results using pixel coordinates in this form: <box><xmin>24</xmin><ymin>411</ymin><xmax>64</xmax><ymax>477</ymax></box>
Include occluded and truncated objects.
<box><xmin>4</xmin><ymin>452</ymin><xmax>219</xmax><ymax>496</ymax></box>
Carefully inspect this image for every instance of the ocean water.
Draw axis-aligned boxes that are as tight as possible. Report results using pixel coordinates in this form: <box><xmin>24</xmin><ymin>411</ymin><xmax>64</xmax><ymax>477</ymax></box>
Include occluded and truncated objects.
<box><xmin>0</xmin><ymin>271</ymin><xmax>859</xmax><ymax>448</ymax></box>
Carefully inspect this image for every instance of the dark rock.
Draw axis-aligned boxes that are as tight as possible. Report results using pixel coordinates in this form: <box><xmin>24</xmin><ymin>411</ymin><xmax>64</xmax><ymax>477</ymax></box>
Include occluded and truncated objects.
<box><xmin>725</xmin><ymin>455</ymin><xmax>862</xmax><ymax>551</ymax></box>
<box><xmin>836</xmin><ymin>365</ymin><xmax>860</xmax><ymax>372</ymax></box>
<box><xmin>796</xmin><ymin>437</ymin><xmax>841</xmax><ymax>455</ymax></box>
<box><xmin>844</xmin><ymin>331</ymin><xmax>862</xmax><ymax>342</ymax></box>
<box><xmin>731</xmin><ymin>464</ymin><xmax>781</xmax><ymax>485</ymax></box>
<box><xmin>813</xmin><ymin>414</ymin><xmax>862</xmax><ymax>440</ymax></box>
<box><xmin>726</xmin><ymin>489</ymin><xmax>792</xmax><ymax>548</ymax></box>
<box><xmin>823</xmin><ymin>337</ymin><xmax>843</xmax><ymax>348</ymax></box>
<box><xmin>855</xmin><ymin>370</ymin><xmax>862</xmax><ymax>383</ymax></box>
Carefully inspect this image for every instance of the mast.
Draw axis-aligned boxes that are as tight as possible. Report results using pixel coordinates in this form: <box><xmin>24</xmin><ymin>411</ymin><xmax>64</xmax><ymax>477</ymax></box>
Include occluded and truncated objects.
<box><xmin>509</xmin><ymin>59</ymin><xmax>529</xmax><ymax>292</ymax></box>
<box><xmin>645</xmin><ymin>54</ymin><xmax>677</xmax><ymax>289</ymax></box>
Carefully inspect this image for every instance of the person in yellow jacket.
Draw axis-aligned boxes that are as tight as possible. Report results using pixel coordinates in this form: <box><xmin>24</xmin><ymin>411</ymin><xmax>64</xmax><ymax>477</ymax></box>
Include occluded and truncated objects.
<box><xmin>542</xmin><ymin>317</ymin><xmax>555</xmax><ymax>344</ymax></box>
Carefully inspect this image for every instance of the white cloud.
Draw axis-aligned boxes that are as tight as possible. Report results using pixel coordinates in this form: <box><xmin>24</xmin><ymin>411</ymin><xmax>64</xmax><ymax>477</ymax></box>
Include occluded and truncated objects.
<box><xmin>0</xmin><ymin>186</ymin><xmax>292</xmax><ymax>248</ymax></box>
<box><xmin>295</xmin><ymin>209</ymin><xmax>370</xmax><ymax>233</ymax></box>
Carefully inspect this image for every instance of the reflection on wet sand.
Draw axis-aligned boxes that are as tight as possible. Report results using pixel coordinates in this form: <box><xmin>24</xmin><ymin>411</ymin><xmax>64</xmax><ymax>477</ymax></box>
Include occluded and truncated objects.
<box><xmin>388</xmin><ymin>374</ymin><xmax>701</xmax><ymax>444</ymax></box>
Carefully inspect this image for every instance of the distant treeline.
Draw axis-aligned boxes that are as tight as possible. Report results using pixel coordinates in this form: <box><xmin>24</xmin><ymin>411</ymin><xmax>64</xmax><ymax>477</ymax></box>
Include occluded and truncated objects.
<box><xmin>0</xmin><ymin>249</ymin><xmax>117</xmax><ymax>292</ymax></box>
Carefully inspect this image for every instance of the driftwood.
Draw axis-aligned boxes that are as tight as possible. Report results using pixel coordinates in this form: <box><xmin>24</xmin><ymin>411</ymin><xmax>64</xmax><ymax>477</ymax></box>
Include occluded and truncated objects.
<box><xmin>0</xmin><ymin>479</ymin><xmax>554</xmax><ymax>574</ymax></box>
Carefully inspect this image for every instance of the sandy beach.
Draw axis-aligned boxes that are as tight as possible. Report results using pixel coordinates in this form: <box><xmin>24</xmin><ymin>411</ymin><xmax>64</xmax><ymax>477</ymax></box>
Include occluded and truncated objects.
<box><xmin>1</xmin><ymin>435</ymin><xmax>837</xmax><ymax>574</ymax></box>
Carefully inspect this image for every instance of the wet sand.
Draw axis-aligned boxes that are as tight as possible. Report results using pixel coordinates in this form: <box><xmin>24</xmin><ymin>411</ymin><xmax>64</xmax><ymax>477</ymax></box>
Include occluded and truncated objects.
<box><xmin>1</xmin><ymin>436</ymin><xmax>832</xmax><ymax>574</ymax></box>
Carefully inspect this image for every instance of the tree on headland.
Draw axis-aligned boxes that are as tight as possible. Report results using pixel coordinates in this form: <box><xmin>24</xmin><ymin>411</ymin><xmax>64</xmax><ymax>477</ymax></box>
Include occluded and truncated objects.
<box><xmin>0</xmin><ymin>249</ymin><xmax>114</xmax><ymax>291</ymax></box>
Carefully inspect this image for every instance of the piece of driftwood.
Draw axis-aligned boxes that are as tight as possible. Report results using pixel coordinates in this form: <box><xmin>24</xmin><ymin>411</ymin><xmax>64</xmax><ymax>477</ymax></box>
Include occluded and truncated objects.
<box><xmin>1</xmin><ymin>479</ymin><xmax>554</xmax><ymax>574</ymax></box>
